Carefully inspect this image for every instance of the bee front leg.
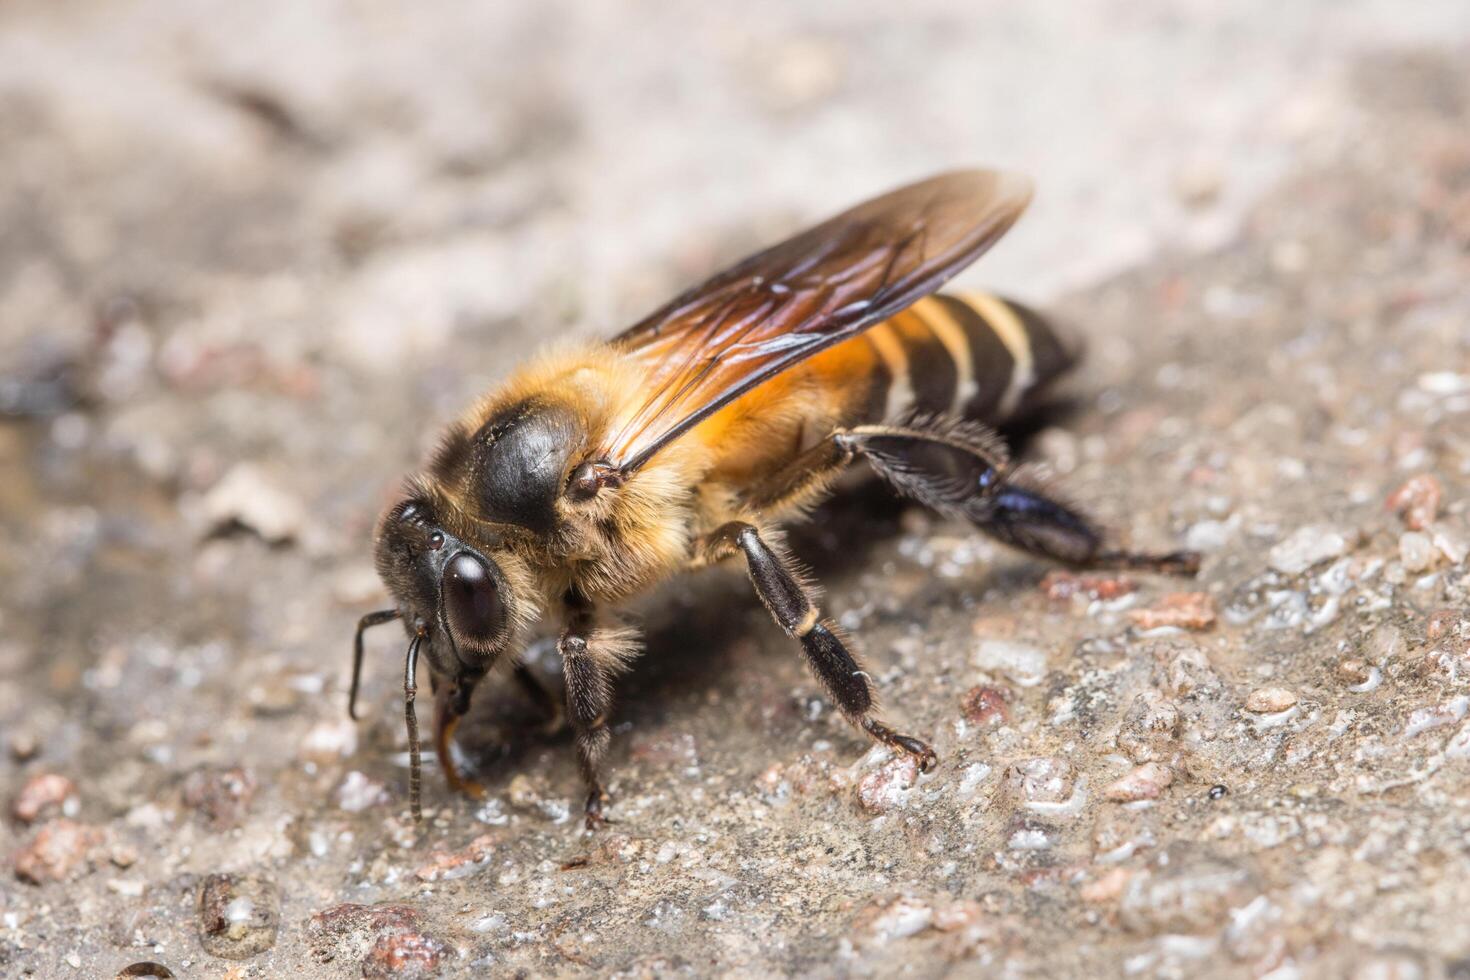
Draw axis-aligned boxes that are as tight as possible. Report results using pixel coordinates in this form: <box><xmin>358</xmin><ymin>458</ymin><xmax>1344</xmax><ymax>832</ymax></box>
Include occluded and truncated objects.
<box><xmin>702</xmin><ymin>521</ymin><xmax>937</xmax><ymax>772</ymax></box>
<box><xmin>433</xmin><ymin>668</ymin><xmax>487</xmax><ymax>799</ymax></box>
<box><xmin>558</xmin><ymin>609</ymin><xmax>639</xmax><ymax>830</ymax></box>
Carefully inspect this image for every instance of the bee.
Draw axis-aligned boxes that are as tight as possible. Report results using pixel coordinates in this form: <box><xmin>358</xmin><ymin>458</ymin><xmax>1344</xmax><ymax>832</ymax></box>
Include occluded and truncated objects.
<box><xmin>350</xmin><ymin>169</ymin><xmax>1199</xmax><ymax>825</ymax></box>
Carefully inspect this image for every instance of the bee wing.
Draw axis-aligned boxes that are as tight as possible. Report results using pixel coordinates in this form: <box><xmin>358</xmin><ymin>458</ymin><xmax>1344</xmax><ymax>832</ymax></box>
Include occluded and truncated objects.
<box><xmin>602</xmin><ymin>169</ymin><xmax>1033</xmax><ymax>475</ymax></box>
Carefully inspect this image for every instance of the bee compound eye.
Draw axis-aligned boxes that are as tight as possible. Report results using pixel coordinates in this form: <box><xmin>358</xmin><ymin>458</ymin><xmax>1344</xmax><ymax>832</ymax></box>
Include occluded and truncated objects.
<box><xmin>443</xmin><ymin>552</ymin><xmax>505</xmax><ymax>644</ymax></box>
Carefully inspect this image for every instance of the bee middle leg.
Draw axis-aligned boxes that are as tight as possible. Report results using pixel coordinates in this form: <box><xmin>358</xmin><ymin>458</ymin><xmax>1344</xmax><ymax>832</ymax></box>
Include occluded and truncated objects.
<box><xmin>702</xmin><ymin>521</ymin><xmax>938</xmax><ymax>771</ymax></box>
<box><xmin>558</xmin><ymin>609</ymin><xmax>639</xmax><ymax>829</ymax></box>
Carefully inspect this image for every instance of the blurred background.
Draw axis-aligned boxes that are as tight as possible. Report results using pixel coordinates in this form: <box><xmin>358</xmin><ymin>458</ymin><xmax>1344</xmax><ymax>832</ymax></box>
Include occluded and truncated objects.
<box><xmin>3</xmin><ymin>2</ymin><xmax>1470</xmax><ymax>977</ymax></box>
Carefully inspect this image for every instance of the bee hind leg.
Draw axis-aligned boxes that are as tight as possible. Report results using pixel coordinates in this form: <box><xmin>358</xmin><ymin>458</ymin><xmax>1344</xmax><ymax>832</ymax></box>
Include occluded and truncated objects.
<box><xmin>838</xmin><ymin>422</ymin><xmax>1200</xmax><ymax>577</ymax></box>
<box><xmin>702</xmin><ymin>521</ymin><xmax>938</xmax><ymax>772</ymax></box>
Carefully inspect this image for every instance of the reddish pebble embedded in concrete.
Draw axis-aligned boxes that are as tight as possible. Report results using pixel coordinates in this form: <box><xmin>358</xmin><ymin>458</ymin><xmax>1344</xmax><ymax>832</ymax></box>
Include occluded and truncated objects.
<box><xmin>1040</xmin><ymin>570</ymin><xmax>1137</xmax><ymax>602</ymax></box>
<box><xmin>412</xmin><ymin>833</ymin><xmax>499</xmax><ymax>882</ymax></box>
<box><xmin>182</xmin><ymin>766</ymin><xmax>258</xmax><ymax>830</ymax></box>
<box><xmin>1245</xmin><ymin>688</ymin><xmax>1299</xmax><ymax>714</ymax></box>
<box><xmin>1128</xmin><ymin>593</ymin><xmax>1217</xmax><ymax>631</ymax></box>
<box><xmin>362</xmin><ymin>929</ymin><xmax>446</xmax><ymax>979</ymax></box>
<box><xmin>1080</xmin><ymin>867</ymin><xmax>1135</xmax><ymax>904</ymax></box>
<box><xmin>13</xmin><ymin>819</ymin><xmax>98</xmax><ymax>884</ymax></box>
<box><xmin>12</xmin><ymin>772</ymin><xmax>76</xmax><ymax>824</ymax></box>
<box><xmin>960</xmin><ymin>685</ymin><xmax>1010</xmax><ymax>726</ymax></box>
<box><xmin>1386</xmin><ymin>473</ymin><xmax>1442</xmax><ymax>531</ymax></box>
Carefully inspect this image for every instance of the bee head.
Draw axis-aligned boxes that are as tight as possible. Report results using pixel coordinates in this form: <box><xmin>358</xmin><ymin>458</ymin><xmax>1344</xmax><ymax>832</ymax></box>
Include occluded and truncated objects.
<box><xmin>372</xmin><ymin>496</ymin><xmax>520</xmax><ymax>673</ymax></box>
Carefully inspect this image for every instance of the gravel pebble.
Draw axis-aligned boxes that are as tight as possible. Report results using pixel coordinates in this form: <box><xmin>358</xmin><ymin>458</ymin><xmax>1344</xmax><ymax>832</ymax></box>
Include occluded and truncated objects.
<box><xmin>856</xmin><ymin>755</ymin><xmax>919</xmax><ymax>813</ymax></box>
<box><xmin>1080</xmin><ymin>868</ymin><xmax>1135</xmax><ymax>904</ymax></box>
<box><xmin>1128</xmin><ymin>593</ymin><xmax>1217</xmax><ymax>631</ymax></box>
<box><xmin>201</xmin><ymin>462</ymin><xmax>307</xmax><ymax>543</ymax></box>
<box><xmin>1398</xmin><ymin>531</ymin><xmax>1437</xmax><ymax>573</ymax></box>
<box><xmin>337</xmin><ymin>770</ymin><xmax>390</xmax><ymax>812</ymax></box>
<box><xmin>1117</xmin><ymin>692</ymin><xmax>1181</xmax><ymax>763</ymax></box>
<box><xmin>959</xmin><ymin>685</ymin><xmax>1010</xmax><ymax>726</ymax></box>
<box><xmin>1040</xmin><ymin>570</ymin><xmax>1136</xmax><ymax>602</ymax></box>
<box><xmin>13</xmin><ymin>819</ymin><xmax>99</xmax><ymax>884</ymax></box>
<box><xmin>1403</xmin><ymin>697</ymin><xmax>1468</xmax><ymax>738</ymax></box>
<box><xmin>196</xmin><ymin>872</ymin><xmax>280</xmax><ymax>960</ymax></box>
<box><xmin>11</xmin><ymin>772</ymin><xmax>76</xmax><ymax>824</ymax></box>
<box><xmin>299</xmin><ymin>719</ymin><xmax>359</xmax><ymax>761</ymax></box>
<box><xmin>1104</xmin><ymin>763</ymin><xmax>1174</xmax><ymax>802</ymax></box>
<box><xmin>850</xmin><ymin>894</ymin><xmax>934</xmax><ymax>947</ymax></box>
<box><xmin>1431</xmin><ymin>522</ymin><xmax>1468</xmax><ymax>565</ymax></box>
<box><xmin>115</xmin><ymin>965</ymin><xmax>176</xmax><ymax>979</ymax></box>
<box><xmin>308</xmin><ymin>903</ymin><xmax>425</xmax><ymax>965</ymax></box>
<box><xmin>182</xmin><ymin>766</ymin><xmax>257</xmax><ymax>830</ymax></box>
<box><xmin>1004</xmin><ymin>757</ymin><xmax>1076</xmax><ymax>806</ymax></box>
<box><xmin>413</xmin><ymin>833</ymin><xmax>499</xmax><ymax>881</ymax></box>
<box><xmin>1385</xmin><ymin>473</ymin><xmax>1442</xmax><ymax>531</ymax></box>
<box><xmin>9</xmin><ymin>730</ymin><xmax>39</xmax><ymax>762</ymax></box>
<box><xmin>1245</xmin><ymin>688</ymin><xmax>1299</xmax><ymax>714</ymax></box>
<box><xmin>1118</xmin><ymin>845</ymin><xmax>1261</xmax><ymax>935</ymax></box>
<box><xmin>362</xmin><ymin>929</ymin><xmax>447</xmax><ymax>978</ymax></box>
<box><xmin>1268</xmin><ymin>526</ymin><xmax>1349</xmax><ymax>574</ymax></box>
<box><xmin>973</xmin><ymin>639</ymin><xmax>1048</xmax><ymax>687</ymax></box>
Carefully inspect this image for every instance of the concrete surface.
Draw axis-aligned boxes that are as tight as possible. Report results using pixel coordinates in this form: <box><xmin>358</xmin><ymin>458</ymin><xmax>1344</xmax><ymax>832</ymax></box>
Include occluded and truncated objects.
<box><xmin>1</xmin><ymin>2</ymin><xmax>1469</xmax><ymax>977</ymax></box>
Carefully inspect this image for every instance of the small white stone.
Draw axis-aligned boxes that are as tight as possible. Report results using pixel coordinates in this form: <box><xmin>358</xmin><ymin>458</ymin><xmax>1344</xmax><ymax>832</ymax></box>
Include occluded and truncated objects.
<box><xmin>1268</xmin><ymin>526</ymin><xmax>1348</xmax><ymax>575</ymax></box>
<box><xmin>1418</xmin><ymin>371</ymin><xmax>1470</xmax><ymax>395</ymax></box>
<box><xmin>1185</xmin><ymin>519</ymin><xmax>1233</xmax><ymax>552</ymax></box>
<box><xmin>201</xmin><ymin>463</ymin><xmax>307</xmax><ymax>543</ymax></box>
<box><xmin>1404</xmin><ymin>697</ymin><xmax>1469</xmax><ymax>738</ymax></box>
<box><xmin>1005</xmin><ymin>757</ymin><xmax>1076</xmax><ymax>805</ymax></box>
<box><xmin>1430</xmin><ymin>523</ymin><xmax>1468</xmax><ymax>566</ymax></box>
<box><xmin>1245</xmin><ymin>687</ymin><xmax>1298</xmax><ymax>714</ymax></box>
<box><xmin>857</xmin><ymin>895</ymin><xmax>934</xmax><ymax>945</ymax></box>
<box><xmin>336</xmin><ymin>770</ymin><xmax>388</xmax><ymax>812</ymax></box>
<box><xmin>1104</xmin><ymin>763</ymin><xmax>1174</xmax><ymax>802</ymax></box>
<box><xmin>1444</xmin><ymin>722</ymin><xmax>1470</xmax><ymax>760</ymax></box>
<box><xmin>973</xmin><ymin>639</ymin><xmax>1048</xmax><ymax>687</ymax></box>
<box><xmin>1398</xmin><ymin>531</ymin><xmax>1437</xmax><ymax>573</ymax></box>
<box><xmin>301</xmin><ymin>719</ymin><xmax>358</xmax><ymax>760</ymax></box>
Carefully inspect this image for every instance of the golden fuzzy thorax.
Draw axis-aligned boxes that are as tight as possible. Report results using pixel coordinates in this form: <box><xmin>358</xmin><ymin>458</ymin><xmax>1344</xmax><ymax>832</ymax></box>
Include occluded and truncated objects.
<box><xmin>408</xmin><ymin>334</ymin><xmax>867</xmax><ymax>632</ymax></box>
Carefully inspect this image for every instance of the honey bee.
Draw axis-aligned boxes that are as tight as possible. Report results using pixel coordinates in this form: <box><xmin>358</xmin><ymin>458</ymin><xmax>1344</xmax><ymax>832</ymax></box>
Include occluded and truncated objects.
<box><xmin>351</xmin><ymin>170</ymin><xmax>1199</xmax><ymax>825</ymax></box>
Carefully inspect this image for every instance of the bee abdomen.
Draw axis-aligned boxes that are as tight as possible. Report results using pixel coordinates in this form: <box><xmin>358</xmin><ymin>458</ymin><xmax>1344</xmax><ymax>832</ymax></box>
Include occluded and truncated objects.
<box><xmin>862</xmin><ymin>292</ymin><xmax>1076</xmax><ymax>425</ymax></box>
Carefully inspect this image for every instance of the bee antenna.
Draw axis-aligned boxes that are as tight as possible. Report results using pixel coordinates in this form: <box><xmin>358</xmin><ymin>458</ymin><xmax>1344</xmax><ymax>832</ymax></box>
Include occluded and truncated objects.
<box><xmin>349</xmin><ymin>609</ymin><xmax>401</xmax><ymax>721</ymax></box>
<box><xmin>404</xmin><ymin>628</ymin><xmax>426</xmax><ymax>823</ymax></box>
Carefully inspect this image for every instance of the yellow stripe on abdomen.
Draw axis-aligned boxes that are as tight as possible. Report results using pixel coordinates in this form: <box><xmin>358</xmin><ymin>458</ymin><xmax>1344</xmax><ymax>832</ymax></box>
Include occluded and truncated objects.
<box><xmin>863</xmin><ymin>322</ymin><xmax>913</xmax><ymax>422</ymax></box>
<box><xmin>825</xmin><ymin>292</ymin><xmax>1075</xmax><ymax>428</ymax></box>
<box><xmin>908</xmin><ymin>297</ymin><xmax>976</xmax><ymax>415</ymax></box>
<box><xmin>959</xmin><ymin>291</ymin><xmax>1034</xmax><ymax>416</ymax></box>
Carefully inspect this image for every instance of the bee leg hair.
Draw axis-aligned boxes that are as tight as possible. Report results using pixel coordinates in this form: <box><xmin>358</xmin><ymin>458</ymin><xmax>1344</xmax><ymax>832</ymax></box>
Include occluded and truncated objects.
<box><xmin>702</xmin><ymin>521</ymin><xmax>937</xmax><ymax>772</ymax></box>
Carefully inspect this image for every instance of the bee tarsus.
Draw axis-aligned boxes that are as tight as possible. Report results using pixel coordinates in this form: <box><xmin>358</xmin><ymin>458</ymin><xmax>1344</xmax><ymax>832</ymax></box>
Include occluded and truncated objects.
<box><xmin>402</xmin><ymin>629</ymin><xmax>425</xmax><ymax>824</ymax></box>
